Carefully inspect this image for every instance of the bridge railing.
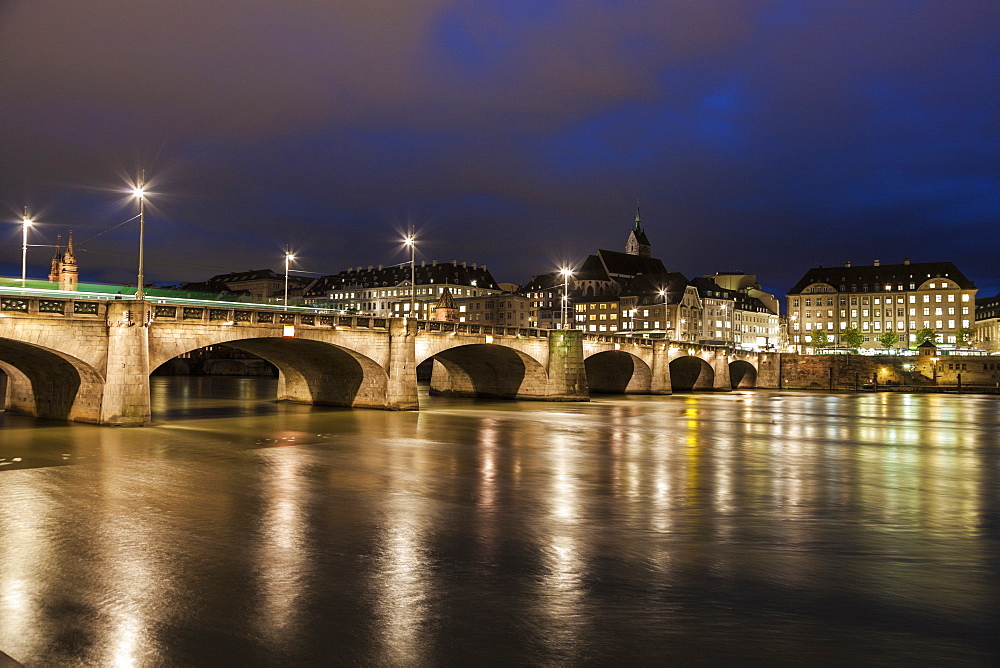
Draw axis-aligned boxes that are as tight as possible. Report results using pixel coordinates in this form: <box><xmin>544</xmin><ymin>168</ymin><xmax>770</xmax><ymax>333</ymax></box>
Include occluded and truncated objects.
<box><xmin>414</xmin><ymin>319</ymin><xmax>549</xmax><ymax>338</ymax></box>
<box><xmin>1</xmin><ymin>295</ymin><xmax>107</xmax><ymax>317</ymax></box>
<box><xmin>582</xmin><ymin>332</ymin><xmax>657</xmax><ymax>347</ymax></box>
<box><xmin>0</xmin><ymin>295</ymin><xmax>397</xmax><ymax>331</ymax></box>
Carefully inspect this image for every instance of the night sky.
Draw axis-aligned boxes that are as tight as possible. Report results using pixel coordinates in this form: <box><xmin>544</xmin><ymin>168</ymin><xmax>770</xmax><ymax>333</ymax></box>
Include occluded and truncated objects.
<box><xmin>2</xmin><ymin>1</ymin><xmax>998</xmax><ymax>298</ymax></box>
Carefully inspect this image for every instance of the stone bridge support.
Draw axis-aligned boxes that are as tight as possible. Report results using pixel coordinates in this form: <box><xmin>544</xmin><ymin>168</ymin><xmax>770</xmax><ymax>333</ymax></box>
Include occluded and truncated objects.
<box><xmin>386</xmin><ymin>318</ymin><xmax>419</xmax><ymax>409</ymax></box>
<box><xmin>545</xmin><ymin>330</ymin><xmax>589</xmax><ymax>401</ymax></box>
<box><xmin>650</xmin><ymin>343</ymin><xmax>672</xmax><ymax>394</ymax></box>
<box><xmin>101</xmin><ymin>300</ymin><xmax>152</xmax><ymax>426</ymax></box>
<box><xmin>709</xmin><ymin>349</ymin><xmax>732</xmax><ymax>391</ymax></box>
<box><xmin>755</xmin><ymin>353</ymin><xmax>780</xmax><ymax>389</ymax></box>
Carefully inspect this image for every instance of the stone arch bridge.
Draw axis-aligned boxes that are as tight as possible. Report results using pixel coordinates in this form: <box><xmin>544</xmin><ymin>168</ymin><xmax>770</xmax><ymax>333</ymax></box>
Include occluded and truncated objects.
<box><xmin>0</xmin><ymin>296</ymin><xmax>778</xmax><ymax>426</ymax></box>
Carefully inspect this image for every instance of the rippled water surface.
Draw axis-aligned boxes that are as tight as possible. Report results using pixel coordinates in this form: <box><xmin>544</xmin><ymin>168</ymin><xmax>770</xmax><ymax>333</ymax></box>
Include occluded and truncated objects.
<box><xmin>1</xmin><ymin>377</ymin><xmax>998</xmax><ymax>664</ymax></box>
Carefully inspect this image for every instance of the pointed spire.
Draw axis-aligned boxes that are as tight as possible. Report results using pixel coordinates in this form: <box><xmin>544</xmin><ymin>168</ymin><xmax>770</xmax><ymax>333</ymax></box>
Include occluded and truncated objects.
<box><xmin>635</xmin><ymin>201</ymin><xmax>642</xmax><ymax>229</ymax></box>
<box><xmin>49</xmin><ymin>234</ymin><xmax>62</xmax><ymax>282</ymax></box>
<box><xmin>63</xmin><ymin>231</ymin><xmax>76</xmax><ymax>262</ymax></box>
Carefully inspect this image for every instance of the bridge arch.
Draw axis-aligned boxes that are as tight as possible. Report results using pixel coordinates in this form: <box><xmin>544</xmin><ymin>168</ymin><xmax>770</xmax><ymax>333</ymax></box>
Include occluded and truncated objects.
<box><xmin>669</xmin><ymin>355</ymin><xmax>715</xmax><ymax>392</ymax></box>
<box><xmin>151</xmin><ymin>337</ymin><xmax>390</xmax><ymax>409</ymax></box>
<box><xmin>583</xmin><ymin>350</ymin><xmax>652</xmax><ymax>394</ymax></box>
<box><xmin>0</xmin><ymin>338</ymin><xmax>105</xmax><ymax>422</ymax></box>
<box><xmin>729</xmin><ymin>359</ymin><xmax>757</xmax><ymax>389</ymax></box>
<box><xmin>418</xmin><ymin>343</ymin><xmax>549</xmax><ymax>400</ymax></box>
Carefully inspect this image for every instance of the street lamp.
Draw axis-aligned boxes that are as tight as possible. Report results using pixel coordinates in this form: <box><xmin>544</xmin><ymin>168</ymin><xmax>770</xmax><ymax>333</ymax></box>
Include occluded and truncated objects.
<box><xmin>284</xmin><ymin>248</ymin><xmax>295</xmax><ymax>307</ymax></box>
<box><xmin>132</xmin><ymin>171</ymin><xmax>146</xmax><ymax>300</ymax></box>
<box><xmin>21</xmin><ymin>207</ymin><xmax>32</xmax><ymax>285</ymax></box>
<box><xmin>559</xmin><ymin>267</ymin><xmax>573</xmax><ymax>329</ymax></box>
<box><xmin>404</xmin><ymin>227</ymin><xmax>416</xmax><ymax>318</ymax></box>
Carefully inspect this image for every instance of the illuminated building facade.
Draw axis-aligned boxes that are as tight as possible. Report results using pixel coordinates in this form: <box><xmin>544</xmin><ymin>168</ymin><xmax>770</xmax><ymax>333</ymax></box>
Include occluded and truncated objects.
<box><xmin>786</xmin><ymin>259</ymin><xmax>977</xmax><ymax>351</ymax></box>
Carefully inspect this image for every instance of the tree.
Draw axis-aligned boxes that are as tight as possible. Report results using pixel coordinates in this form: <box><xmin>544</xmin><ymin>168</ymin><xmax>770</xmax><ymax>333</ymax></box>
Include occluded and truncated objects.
<box><xmin>957</xmin><ymin>327</ymin><xmax>976</xmax><ymax>348</ymax></box>
<box><xmin>841</xmin><ymin>327</ymin><xmax>863</xmax><ymax>349</ymax></box>
<box><xmin>810</xmin><ymin>329</ymin><xmax>829</xmax><ymax>348</ymax></box>
<box><xmin>915</xmin><ymin>327</ymin><xmax>938</xmax><ymax>345</ymax></box>
<box><xmin>877</xmin><ymin>331</ymin><xmax>900</xmax><ymax>352</ymax></box>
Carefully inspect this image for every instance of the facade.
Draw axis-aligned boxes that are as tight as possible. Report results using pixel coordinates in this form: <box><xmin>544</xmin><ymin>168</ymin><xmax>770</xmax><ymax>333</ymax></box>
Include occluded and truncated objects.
<box><xmin>453</xmin><ymin>293</ymin><xmax>535</xmax><ymax>326</ymax></box>
<box><xmin>786</xmin><ymin>259</ymin><xmax>977</xmax><ymax>351</ymax></box>
<box><xmin>698</xmin><ymin>272</ymin><xmax>782</xmax><ymax>350</ymax></box>
<box><xmin>304</xmin><ymin>260</ymin><xmax>500</xmax><ymax>316</ymax></box>
<box><xmin>48</xmin><ymin>233</ymin><xmax>79</xmax><ymax>290</ymax></box>
<box><xmin>573</xmin><ymin>296</ymin><xmax>623</xmax><ymax>333</ymax></box>
<box><xmin>618</xmin><ymin>272</ymin><xmax>702</xmax><ymax>341</ymax></box>
<box><xmin>975</xmin><ymin>293</ymin><xmax>1000</xmax><ymax>352</ymax></box>
<box><xmin>690</xmin><ymin>277</ymin><xmax>737</xmax><ymax>345</ymax></box>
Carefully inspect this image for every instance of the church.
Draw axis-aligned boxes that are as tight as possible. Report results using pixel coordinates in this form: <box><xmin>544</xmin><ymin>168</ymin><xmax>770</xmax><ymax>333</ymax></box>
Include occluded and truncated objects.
<box><xmin>48</xmin><ymin>233</ymin><xmax>79</xmax><ymax>290</ymax></box>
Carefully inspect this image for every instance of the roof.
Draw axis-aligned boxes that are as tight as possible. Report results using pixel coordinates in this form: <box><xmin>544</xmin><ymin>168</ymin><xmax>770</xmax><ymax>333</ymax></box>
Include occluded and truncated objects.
<box><xmin>787</xmin><ymin>261</ymin><xmax>976</xmax><ymax>295</ymax></box>
<box><xmin>689</xmin><ymin>276</ymin><xmax>738</xmax><ymax>301</ymax></box>
<box><xmin>619</xmin><ymin>271</ymin><xmax>690</xmax><ymax>305</ymax></box>
<box><xmin>595</xmin><ymin>249</ymin><xmax>666</xmax><ymax>278</ymax></box>
<box><xmin>305</xmin><ymin>261</ymin><xmax>499</xmax><ymax>297</ymax></box>
<box><xmin>976</xmin><ymin>292</ymin><xmax>1000</xmax><ymax>321</ymax></box>
<box><xmin>436</xmin><ymin>287</ymin><xmax>457</xmax><ymax>310</ymax></box>
<box><xmin>209</xmin><ymin>269</ymin><xmax>282</xmax><ymax>284</ymax></box>
<box><xmin>575</xmin><ymin>254</ymin><xmax>612</xmax><ymax>281</ymax></box>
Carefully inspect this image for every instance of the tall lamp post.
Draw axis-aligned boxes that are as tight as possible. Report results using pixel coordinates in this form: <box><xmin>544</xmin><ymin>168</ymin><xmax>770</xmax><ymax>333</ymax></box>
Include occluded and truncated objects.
<box><xmin>284</xmin><ymin>247</ymin><xmax>295</xmax><ymax>307</ymax></box>
<box><xmin>404</xmin><ymin>227</ymin><xmax>416</xmax><ymax>318</ymax></box>
<box><xmin>21</xmin><ymin>207</ymin><xmax>32</xmax><ymax>285</ymax></box>
<box><xmin>560</xmin><ymin>267</ymin><xmax>573</xmax><ymax>329</ymax></box>
<box><xmin>132</xmin><ymin>171</ymin><xmax>146</xmax><ymax>300</ymax></box>
<box><xmin>659</xmin><ymin>289</ymin><xmax>667</xmax><ymax>339</ymax></box>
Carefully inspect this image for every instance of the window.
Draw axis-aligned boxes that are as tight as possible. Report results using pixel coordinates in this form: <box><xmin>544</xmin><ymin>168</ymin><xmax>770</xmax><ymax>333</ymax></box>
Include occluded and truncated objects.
<box><xmin>948</xmin><ymin>295</ymin><xmax>955</xmax><ymax>302</ymax></box>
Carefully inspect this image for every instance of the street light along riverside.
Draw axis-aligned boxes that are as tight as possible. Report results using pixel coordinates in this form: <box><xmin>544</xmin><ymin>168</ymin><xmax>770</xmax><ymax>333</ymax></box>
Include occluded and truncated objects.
<box><xmin>559</xmin><ymin>267</ymin><xmax>573</xmax><ymax>329</ymax></box>
<box><xmin>284</xmin><ymin>247</ymin><xmax>295</xmax><ymax>307</ymax></box>
<box><xmin>21</xmin><ymin>206</ymin><xmax>33</xmax><ymax>285</ymax></box>
<box><xmin>132</xmin><ymin>170</ymin><xmax>146</xmax><ymax>300</ymax></box>
<box><xmin>404</xmin><ymin>226</ymin><xmax>415</xmax><ymax>317</ymax></box>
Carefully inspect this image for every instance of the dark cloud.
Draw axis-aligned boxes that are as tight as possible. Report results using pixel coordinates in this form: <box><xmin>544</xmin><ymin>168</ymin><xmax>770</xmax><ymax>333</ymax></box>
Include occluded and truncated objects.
<box><xmin>1</xmin><ymin>0</ymin><xmax>998</xmax><ymax>296</ymax></box>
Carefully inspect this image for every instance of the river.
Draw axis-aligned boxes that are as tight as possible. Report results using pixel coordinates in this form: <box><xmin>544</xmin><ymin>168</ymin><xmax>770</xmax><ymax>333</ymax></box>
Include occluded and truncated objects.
<box><xmin>1</xmin><ymin>377</ymin><xmax>998</xmax><ymax>664</ymax></box>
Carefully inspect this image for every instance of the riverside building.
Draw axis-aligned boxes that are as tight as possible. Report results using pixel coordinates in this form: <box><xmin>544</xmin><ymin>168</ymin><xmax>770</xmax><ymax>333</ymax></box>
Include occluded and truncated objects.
<box><xmin>786</xmin><ymin>259</ymin><xmax>977</xmax><ymax>351</ymax></box>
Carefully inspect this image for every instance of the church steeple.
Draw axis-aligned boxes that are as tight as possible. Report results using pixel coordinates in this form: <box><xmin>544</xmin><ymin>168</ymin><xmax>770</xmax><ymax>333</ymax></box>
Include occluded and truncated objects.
<box><xmin>625</xmin><ymin>203</ymin><xmax>651</xmax><ymax>257</ymax></box>
<box><xmin>59</xmin><ymin>231</ymin><xmax>79</xmax><ymax>290</ymax></box>
<box><xmin>49</xmin><ymin>235</ymin><xmax>63</xmax><ymax>282</ymax></box>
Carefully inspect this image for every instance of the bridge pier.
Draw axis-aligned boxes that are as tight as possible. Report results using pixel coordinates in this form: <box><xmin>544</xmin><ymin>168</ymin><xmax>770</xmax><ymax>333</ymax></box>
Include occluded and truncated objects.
<box><xmin>650</xmin><ymin>343</ymin><xmax>672</xmax><ymax>394</ymax></box>
<box><xmin>100</xmin><ymin>301</ymin><xmax>152</xmax><ymax>426</ymax></box>
<box><xmin>386</xmin><ymin>318</ymin><xmax>419</xmax><ymax>409</ymax></box>
<box><xmin>710</xmin><ymin>350</ymin><xmax>732</xmax><ymax>391</ymax></box>
<box><xmin>545</xmin><ymin>330</ymin><xmax>589</xmax><ymax>401</ymax></box>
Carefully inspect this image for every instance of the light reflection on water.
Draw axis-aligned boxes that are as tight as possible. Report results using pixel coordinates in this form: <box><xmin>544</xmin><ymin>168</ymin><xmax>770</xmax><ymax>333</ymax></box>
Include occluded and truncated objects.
<box><xmin>0</xmin><ymin>378</ymin><xmax>998</xmax><ymax>664</ymax></box>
